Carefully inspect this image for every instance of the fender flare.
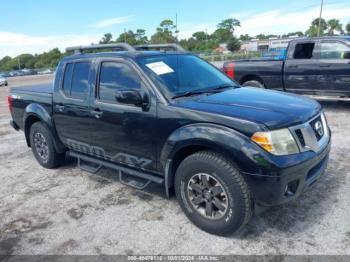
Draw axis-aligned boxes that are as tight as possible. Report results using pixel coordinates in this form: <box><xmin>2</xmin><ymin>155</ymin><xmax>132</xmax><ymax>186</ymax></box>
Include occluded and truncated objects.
<box><xmin>23</xmin><ymin>103</ymin><xmax>66</xmax><ymax>153</ymax></box>
<box><xmin>160</xmin><ymin>123</ymin><xmax>266</xmax><ymax>196</ymax></box>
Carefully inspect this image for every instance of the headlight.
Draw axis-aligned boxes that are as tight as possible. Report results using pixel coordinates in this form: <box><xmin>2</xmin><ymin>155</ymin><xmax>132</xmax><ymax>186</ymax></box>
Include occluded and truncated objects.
<box><xmin>251</xmin><ymin>128</ymin><xmax>299</xmax><ymax>156</ymax></box>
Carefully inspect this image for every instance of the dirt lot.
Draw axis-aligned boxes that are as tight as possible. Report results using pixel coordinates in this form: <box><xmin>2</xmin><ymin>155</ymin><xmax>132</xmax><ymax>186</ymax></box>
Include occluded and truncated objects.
<box><xmin>0</xmin><ymin>75</ymin><xmax>349</xmax><ymax>255</ymax></box>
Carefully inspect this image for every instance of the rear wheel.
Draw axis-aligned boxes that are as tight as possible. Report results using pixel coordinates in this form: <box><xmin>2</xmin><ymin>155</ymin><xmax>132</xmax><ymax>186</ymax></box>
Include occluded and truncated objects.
<box><xmin>29</xmin><ymin>122</ymin><xmax>65</xmax><ymax>168</ymax></box>
<box><xmin>175</xmin><ymin>150</ymin><xmax>252</xmax><ymax>235</ymax></box>
<box><xmin>242</xmin><ymin>80</ymin><xmax>264</xmax><ymax>88</ymax></box>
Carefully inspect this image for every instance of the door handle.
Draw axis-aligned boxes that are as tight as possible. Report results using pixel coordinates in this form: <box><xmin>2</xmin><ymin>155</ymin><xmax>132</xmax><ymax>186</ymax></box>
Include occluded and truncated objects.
<box><xmin>55</xmin><ymin>104</ymin><xmax>65</xmax><ymax>112</ymax></box>
<box><xmin>90</xmin><ymin>109</ymin><xmax>103</xmax><ymax>119</ymax></box>
<box><xmin>288</xmin><ymin>65</ymin><xmax>298</xmax><ymax>68</ymax></box>
<box><xmin>320</xmin><ymin>64</ymin><xmax>331</xmax><ymax>67</ymax></box>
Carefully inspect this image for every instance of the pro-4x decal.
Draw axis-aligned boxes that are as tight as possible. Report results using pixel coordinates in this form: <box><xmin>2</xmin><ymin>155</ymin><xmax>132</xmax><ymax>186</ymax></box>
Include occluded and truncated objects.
<box><xmin>66</xmin><ymin>139</ymin><xmax>152</xmax><ymax>168</ymax></box>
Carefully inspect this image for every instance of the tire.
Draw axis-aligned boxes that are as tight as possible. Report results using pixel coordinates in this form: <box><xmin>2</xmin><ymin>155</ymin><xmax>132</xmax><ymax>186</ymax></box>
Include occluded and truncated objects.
<box><xmin>29</xmin><ymin>122</ymin><xmax>65</xmax><ymax>168</ymax></box>
<box><xmin>242</xmin><ymin>80</ymin><xmax>264</xmax><ymax>88</ymax></box>
<box><xmin>175</xmin><ymin>150</ymin><xmax>252</xmax><ymax>236</ymax></box>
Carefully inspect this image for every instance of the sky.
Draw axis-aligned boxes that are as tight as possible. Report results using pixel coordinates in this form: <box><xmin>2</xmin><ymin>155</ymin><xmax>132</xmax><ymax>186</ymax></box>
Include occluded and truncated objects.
<box><xmin>0</xmin><ymin>0</ymin><xmax>350</xmax><ymax>58</ymax></box>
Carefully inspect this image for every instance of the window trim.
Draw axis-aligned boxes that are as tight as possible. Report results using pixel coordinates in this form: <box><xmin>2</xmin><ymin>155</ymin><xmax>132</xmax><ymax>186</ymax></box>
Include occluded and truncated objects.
<box><xmin>95</xmin><ymin>59</ymin><xmax>145</xmax><ymax>106</ymax></box>
<box><xmin>60</xmin><ymin>61</ymin><xmax>91</xmax><ymax>102</ymax></box>
<box><xmin>292</xmin><ymin>42</ymin><xmax>316</xmax><ymax>60</ymax></box>
<box><xmin>319</xmin><ymin>40</ymin><xmax>350</xmax><ymax>60</ymax></box>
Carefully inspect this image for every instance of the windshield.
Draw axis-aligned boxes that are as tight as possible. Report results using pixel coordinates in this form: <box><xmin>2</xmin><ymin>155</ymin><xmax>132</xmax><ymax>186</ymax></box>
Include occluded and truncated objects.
<box><xmin>137</xmin><ymin>54</ymin><xmax>236</xmax><ymax>98</ymax></box>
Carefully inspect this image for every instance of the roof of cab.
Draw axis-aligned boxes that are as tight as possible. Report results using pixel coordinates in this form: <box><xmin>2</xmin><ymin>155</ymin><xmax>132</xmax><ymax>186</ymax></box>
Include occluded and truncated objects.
<box><xmin>60</xmin><ymin>50</ymin><xmax>190</xmax><ymax>63</ymax></box>
<box><xmin>289</xmin><ymin>36</ymin><xmax>350</xmax><ymax>43</ymax></box>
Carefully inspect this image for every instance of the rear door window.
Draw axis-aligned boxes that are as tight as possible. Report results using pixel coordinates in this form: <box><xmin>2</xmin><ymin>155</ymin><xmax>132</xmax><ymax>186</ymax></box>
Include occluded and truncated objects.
<box><xmin>320</xmin><ymin>42</ymin><xmax>350</xmax><ymax>59</ymax></box>
<box><xmin>62</xmin><ymin>62</ymin><xmax>91</xmax><ymax>99</ymax></box>
<box><xmin>62</xmin><ymin>63</ymin><xmax>74</xmax><ymax>96</ymax></box>
<box><xmin>293</xmin><ymin>43</ymin><xmax>315</xmax><ymax>59</ymax></box>
<box><xmin>71</xmin><ymin>63</ymin><xmax>91</xmax><ymax>99</ymax></box>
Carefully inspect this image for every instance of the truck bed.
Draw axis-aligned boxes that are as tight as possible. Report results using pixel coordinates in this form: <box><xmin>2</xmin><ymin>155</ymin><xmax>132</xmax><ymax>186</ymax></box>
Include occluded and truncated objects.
<box><xmin>10</xmin><ymin>83</ymin><xmax>53</xmax><ymax>130</ymax></box>
<box><xmin>11</xmin><ymin>83</ymin><xmax>53</xmax><ymax>94</ymax></box>
<box><xmin>223</xmin><ymin>59</ymin><xmax>284</xmax><ymax>90</ymax></box>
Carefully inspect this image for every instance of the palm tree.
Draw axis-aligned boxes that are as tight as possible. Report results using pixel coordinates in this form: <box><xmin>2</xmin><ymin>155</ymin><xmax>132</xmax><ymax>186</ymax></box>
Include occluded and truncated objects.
<box><xmin>327</xmin><ymin>19</ymin><xmax>344</xmax><ymax>36</ymax></box>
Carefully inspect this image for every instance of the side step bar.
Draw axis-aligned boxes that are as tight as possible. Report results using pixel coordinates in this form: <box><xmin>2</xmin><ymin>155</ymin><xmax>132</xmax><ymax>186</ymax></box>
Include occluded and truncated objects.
<box><xmin>68</xmin><ymin>151</ymin><xmax>164</xmax><ymax>188</ymax></box>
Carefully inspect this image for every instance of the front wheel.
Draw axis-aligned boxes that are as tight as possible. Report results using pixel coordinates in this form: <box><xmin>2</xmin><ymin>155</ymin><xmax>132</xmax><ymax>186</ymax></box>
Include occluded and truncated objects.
<box><xmin>175</xmin><ymin>151</ymin><xmax>252</xmax><ymax>236</ymax></box>
<box><xmin>29</xmin><ymin>122</ymin><xmax>65</xmax><ymax>168</ymax></box>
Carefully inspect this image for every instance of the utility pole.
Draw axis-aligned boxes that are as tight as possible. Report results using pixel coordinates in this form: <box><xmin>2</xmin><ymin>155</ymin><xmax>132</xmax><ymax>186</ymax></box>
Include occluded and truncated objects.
<box><xmin>124</xmin><ymin>28</ymin><xmax>127</xmax><ymax>43</ymax></box>
<box><xmin>175</xmin><ymin>13</ymin><xmax>178</xmax><ymax>43</ymax></box>
<box><xmin>317</xmin><ymin>0</ymin><xmax>324</xmax><ymax>37</ymax></box>
<box><xmin>17</xmin><ymin>57</ymin><xmax>21</xmax><ymax>70</ymax></box>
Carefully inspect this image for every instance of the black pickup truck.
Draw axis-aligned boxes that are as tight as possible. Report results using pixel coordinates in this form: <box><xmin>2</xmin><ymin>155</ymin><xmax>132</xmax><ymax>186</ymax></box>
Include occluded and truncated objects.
<box><xmin>8</xmin><ymin>43</ymin><xmax>331</xmax><ymax>235</ymax></box>
<box><xmin>223</xmin><ymin>36</ymin><xmax>350</xmax><ymax>97</ymax></box>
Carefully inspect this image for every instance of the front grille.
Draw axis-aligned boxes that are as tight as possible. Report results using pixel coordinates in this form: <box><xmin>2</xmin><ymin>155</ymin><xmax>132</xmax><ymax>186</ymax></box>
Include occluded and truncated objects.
<box><xmin>309</xmin><ymin>116</ymin><xmax>324</xmax><ymax>141</ymax></box>
<box><xmin>289</xmin><ymin>113</ymin><xmax>329</xmax><ymax>153</ymax></box>
<box><xmin>295</xmin><ymin>129</ymin><xmax>305</xmax><ymax>147</ymax></box>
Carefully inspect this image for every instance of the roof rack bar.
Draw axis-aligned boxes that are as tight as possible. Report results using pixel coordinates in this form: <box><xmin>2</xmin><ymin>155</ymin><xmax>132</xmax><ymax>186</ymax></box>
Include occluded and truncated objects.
<box><xmin>134</xmin><ymin>43</ymin><xmax>185</xmax><ymax>52</ymax></box>
<box><xmin>66</xmin><ymin>43</ymin><xmax>136</xmax><ymax>54</ymax></box>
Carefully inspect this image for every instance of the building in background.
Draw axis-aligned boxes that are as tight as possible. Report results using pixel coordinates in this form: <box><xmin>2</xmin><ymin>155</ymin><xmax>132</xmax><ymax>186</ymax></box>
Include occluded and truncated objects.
<box><xmin>240</xmin><ymin>36</ymin><xmax>299</xmax><ymax>53</ymax></box>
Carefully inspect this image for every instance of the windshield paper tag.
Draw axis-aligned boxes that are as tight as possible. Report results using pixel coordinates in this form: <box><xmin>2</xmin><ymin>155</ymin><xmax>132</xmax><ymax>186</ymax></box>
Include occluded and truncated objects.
<box><xmin>146</xmin><ymin>61</ymin><xmax>174</xmax><ymax>75</ymax></box>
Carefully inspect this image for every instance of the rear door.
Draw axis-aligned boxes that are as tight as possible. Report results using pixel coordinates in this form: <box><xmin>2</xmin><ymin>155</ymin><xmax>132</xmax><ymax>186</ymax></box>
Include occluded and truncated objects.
<box><xmin>53</xmin><ymin>60</ymin><xmax>93</xmax><ymax>148</ymax></box>
<box><xmin>319</xmin><ymin>40</ymin><xmax>350</xmax><ymax>95</ymax></box>
<box><xmin>284</xmin><ymin>40</ymin><xmax>321</xmax><ymax>93</ymax></box>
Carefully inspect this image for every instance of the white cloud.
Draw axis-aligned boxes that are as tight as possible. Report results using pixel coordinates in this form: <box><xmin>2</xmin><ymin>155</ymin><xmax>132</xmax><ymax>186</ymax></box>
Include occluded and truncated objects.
<box><xmin>234</xmin><ymin>3</ymin><xmax>350</xmax><ymax>36</ymax></box>
<box><xmin>0</xmin><ymin>32</ymin><xmax>101</xmax><ymax>58</ymax></box>
<box><xmin>92</xmin><ymin>15</ymin><xmax>133</xmax><ymax>28</ymax></box>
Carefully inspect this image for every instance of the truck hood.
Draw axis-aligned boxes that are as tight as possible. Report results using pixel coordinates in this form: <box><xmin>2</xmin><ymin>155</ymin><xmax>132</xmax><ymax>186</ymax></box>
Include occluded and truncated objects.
<box><xmin>172</xmin><ymin>87</ymin><xmax>321</xmax><ymax>129</ymax></box>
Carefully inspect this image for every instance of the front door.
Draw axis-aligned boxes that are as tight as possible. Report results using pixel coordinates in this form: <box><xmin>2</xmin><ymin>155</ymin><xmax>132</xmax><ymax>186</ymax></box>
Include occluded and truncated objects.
<box><xmin>319</xmin><ymin>40</ymin><xmax>350</xmax><ymax>95</ymax></box>
<box><xmin>284</xmin><ymin>41</ymin><xmax>321</xmax><ymax>94</ymax></box>
<box><xmin>88</xmin><ymin>59</ymin><xmax>158</xmax><ymax>171</ymax></box>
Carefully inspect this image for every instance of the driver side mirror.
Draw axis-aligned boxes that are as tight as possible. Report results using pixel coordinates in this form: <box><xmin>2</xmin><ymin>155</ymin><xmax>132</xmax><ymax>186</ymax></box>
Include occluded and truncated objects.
<box><xmin>115</xmin><ymin>89</ymin><xmax>146</xmax><ymax>107</ymax></box>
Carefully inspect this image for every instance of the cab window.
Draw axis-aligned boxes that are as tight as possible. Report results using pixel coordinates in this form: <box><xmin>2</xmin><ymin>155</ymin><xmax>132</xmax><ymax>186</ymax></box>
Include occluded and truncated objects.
<box><xmin>293</xmin><ymin>42</ymin><xmax>315</xmax><ymax>59</ymax></box>
<box><xmin>62</xmin><ymin>62</ymin><xmax>91</xmax><ymax>99</ymax></box>
<box><xmin>320</xmin><ymin>42</ymin><xmax>350</xmax><ymax>59</ymax></box>
<box><xmin>98</xmin><ymin>62</ymin><xmax>141</xmax><ymax>103</ymax></box>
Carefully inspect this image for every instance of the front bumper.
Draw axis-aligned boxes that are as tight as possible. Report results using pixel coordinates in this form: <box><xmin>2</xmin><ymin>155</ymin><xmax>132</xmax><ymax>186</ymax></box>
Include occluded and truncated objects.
<box><xmin>245</xmin><ymin>138</ymin><xmax>331</xmax><ymax>207</ymax></box>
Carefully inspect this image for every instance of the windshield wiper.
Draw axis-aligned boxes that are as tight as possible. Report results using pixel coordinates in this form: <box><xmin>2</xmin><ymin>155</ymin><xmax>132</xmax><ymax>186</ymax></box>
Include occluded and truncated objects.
<box><xmin>208</xmin><ymin>84</ymin><xmax>237</xmax><ymax>92</ymax></box>
<box><xmin>172</xmin><ymin>90</ymin><xmax>207</xmax><ymax>99</ymax></box>
<box><xmin>172</xmin><ymin>84</ymin><xmax>237</xmax><ymax>99</ymax></box>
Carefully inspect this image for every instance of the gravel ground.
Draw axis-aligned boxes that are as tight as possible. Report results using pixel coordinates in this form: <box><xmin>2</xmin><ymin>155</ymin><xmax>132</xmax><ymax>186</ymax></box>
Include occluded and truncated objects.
<box><xmin>0</xmin><ymin>74</ymin><xmax>349</xmax><ymax>255</ymax></box>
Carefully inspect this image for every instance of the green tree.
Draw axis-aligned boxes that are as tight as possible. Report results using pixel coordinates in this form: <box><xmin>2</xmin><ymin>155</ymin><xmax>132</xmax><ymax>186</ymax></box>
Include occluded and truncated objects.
<box><xmin>255</xmin><ymin>34</ymin><xmax>278</xmax><ymax>40</ymax></box>
<box><xmin>150</xmin><ymin>19</ymin><xmax>177</xmax><ymax>43</ymax></box>
<box><xmin>211</xmin><ymin>28</ymin><xmax>233</xmax><ymax>43</ymax></box>
<box><xmin>192</xmin><ymin>31</ymin><xmax>209</xmax><ymax>41</ymax></box>
<box><xmin>116</xmin><ymin>30</ymin><xmax>137</xmax><ymax>45</ymax></box>
<box><xmin>217</xmin><ymin>18</ymin><xmax>240</xmax><ymax>34</ymax></box>
<box><xmin>306</xmin><ymin>18</ymin><xmax>328</xmax><ymax>37</ymax></box>
<box><xmin>99</xmin><ymin>33</ymin><xmax>113</xmax><ymax>44</ymax></box>
<box><xmin>17</xmin><ymin>54</ymin><xmax>35</xmax><ymax>69</ymax></box>
<box><xmin>327</xmin><ymin>19</ymin><xmax>343</xmax><ymax>35</ymax></box>
<box><xmin>227</xmin><ymin>37</ymin><xmax>241</xmax><ymax>51</ymax></box>
<box><xmin>282</xmin><ymin>31</ymin><xmax>304</xmax><ymax>38</ymax></box>
<box><xmin>239</xmin><ymin>34</ymin><xmax>252</xmax><ymax>41</ymax></box>
<box><xmin>135</xmin><ymin>29</ymin><xmax>148</xmax><ymax>44</ymax></box>
<box><xmin>346</xmin><ymin>23</ymin><xmax>350</xmax><ymax>34</ymax></box>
